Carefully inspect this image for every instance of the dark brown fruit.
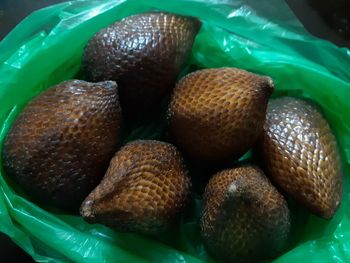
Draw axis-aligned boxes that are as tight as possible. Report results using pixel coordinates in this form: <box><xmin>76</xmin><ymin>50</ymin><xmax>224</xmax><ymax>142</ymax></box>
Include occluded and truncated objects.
<box><xmin>2</xmin><ymin>80</ymin><xmax>122</xmax><ymax>210</ymax></box>
<box><xmin>200</xmin><ymin>165</ymin><xmax>290</xmax><ymax>263</ymax></box>
<box><xmin>259</xmin><ymin>97</ymin><xmax>342</xmax><ymax>219</ymax></box>
<box><xmin>80</xmin><ymin>140</ymin><xmax>191</xmax><ymax>235</ymax></box>
<box><xmin>83</xmin><ymin>12</ymin><xmax>201</xmax><ymax>119</ymax></box>
<box><xmin>168</xmin><ymin>67</ymin><xmax>274</xmax><ymax>164</ymax></box>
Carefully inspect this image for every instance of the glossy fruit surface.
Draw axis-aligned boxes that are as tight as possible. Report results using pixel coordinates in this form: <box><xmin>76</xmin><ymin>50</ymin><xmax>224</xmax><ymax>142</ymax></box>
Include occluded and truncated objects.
<box><xmin>169</xmin><ymin>67</ymin><xmax>274</xmax><ymax>164</ymax></box>
<box><xmin>260</xmin><ymin>97</ymin><xmax>342</xmax><ymax>219</ymax></box>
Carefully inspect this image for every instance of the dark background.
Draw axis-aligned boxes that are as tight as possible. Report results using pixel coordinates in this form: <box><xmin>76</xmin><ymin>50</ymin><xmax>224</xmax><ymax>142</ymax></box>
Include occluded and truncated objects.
<box><xmin>0</xmin><ymin>0</ymin><xmax>349</xmax><ymax>262</ymax></box>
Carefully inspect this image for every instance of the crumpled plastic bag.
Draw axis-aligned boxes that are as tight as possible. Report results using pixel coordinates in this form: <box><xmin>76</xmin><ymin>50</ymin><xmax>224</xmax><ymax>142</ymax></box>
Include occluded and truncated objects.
<box><xmin>0</xmin><ymin>0</ymin><xmax>350</xmax><ymax>262</ymax></box>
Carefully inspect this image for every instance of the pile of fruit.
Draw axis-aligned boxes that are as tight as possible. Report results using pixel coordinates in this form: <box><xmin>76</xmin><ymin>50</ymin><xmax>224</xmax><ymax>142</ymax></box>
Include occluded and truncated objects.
<box><xmin>2</xmin><ymin>12</ymin><xmax>343</xmax><ymax>263</ymax></box>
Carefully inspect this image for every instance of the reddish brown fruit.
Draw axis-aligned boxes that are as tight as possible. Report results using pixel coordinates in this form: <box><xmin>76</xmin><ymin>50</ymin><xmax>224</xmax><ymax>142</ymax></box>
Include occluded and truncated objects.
<box><xmin>2</xmin><ymin>80</ymin><xmax>122</xmax><ymax>210</ymax></box>
<box><xmin>83</xmin><ymin>12</ymin><xmax>201</xmax><ymax>118</ymax></box>
<box><xmin>80</xmin><ymin>140</ymin><xmax>191</xmax><ymax>235</ymax></box>
<box><xmin>168</xmin><ymin>67</ymin><xmax>274</xmax><ymax>164</ymax></box>
<box><xmin>200</xmin><ymin>165</ymin><xmax>290</xmax><ymax>263</ymax></box>
<box><xmin>260</xmin><ymin>97</ymin><xmax>343</xmax><ymax>219</ymax></box>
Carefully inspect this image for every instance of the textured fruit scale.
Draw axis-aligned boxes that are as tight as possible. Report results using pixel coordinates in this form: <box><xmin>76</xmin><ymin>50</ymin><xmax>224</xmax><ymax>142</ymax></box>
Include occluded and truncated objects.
<box><xmin>80</xmin><ymin>140</ymin><xmax>191</xmax><ymax>235</ymax></box>
<box><xmin>83</xmin><ymin>12</ymin><xmax>201</xmax><ymax>118</ymax></box>
<box><xmin>260</xmin><ymin>97</ymin><xmax>343</xmax><ymax>219</ymax></box>
<box><xmin>169</xmin><ymin>67</ymin><xmax>274</xmax><ymax>164</ymax></box>
<box><xmin>2</xmin><ymin>80</ymin><xmax>122</xmax><ymax>210</ymax></box>
<box><xmin>201</xmin><ymin>165</ymin><xmax>290</xmax><ymax>263</ymax></box>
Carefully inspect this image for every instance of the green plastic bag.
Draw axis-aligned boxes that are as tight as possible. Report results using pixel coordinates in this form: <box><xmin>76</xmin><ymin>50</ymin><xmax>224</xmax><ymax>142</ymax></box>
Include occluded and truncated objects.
<box><xmin>1</xmin><ymin>0</ymin><xmax>350</xmax><ymax>262</ymax></box>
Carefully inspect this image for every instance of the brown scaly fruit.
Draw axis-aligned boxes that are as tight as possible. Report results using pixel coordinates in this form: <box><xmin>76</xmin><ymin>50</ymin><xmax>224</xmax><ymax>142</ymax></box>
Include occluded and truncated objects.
<box><xmin>83</xmin><ymin>12</ymin><xmax>201</xmax><ymax>119</ymax></box>
<box><xmin>259</xmin><ymin>97</ymin><xmax>342</xmax><ymax>219</ymax></box>
<box><xmin>200</xmin><ymin>165</ymin><xmax>290</xmax><ymax>263</ymax></box>
<box><xmin>80</xmin><ymin>140</ymin><xmax>191</xmax><ymax>235</ymax></box>
<box><xmin>168</xmin><ymin>67</ymin><xmax>274</xmax><ymax>164</ymax></box>
<box><xmin>2</xmin><ymin>80</ymin><xmax>122</xmax><ymax>210</ymax></box>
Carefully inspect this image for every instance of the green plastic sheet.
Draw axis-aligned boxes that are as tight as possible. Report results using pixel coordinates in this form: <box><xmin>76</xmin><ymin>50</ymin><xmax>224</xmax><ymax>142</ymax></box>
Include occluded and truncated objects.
<box><xmin>0</xmin><ymin>0</ymin><xmax>350</xmax><ymax>262</ymax></box>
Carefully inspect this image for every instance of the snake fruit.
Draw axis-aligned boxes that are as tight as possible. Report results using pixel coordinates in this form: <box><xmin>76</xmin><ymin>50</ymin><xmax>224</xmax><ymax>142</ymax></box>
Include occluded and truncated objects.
<box><xmin>200</xmin><ymin>165</ymin><xmax>290</xmax><ymax>263</ymax></box>
<box><xmin>260</xmin><ymin>97</ymin><xmax>342</xmax><ymax>219</ymax></box>
<box><xmin>168</xmin><ymin>67</ymin><xmax>274</xmax><ymax>164</ymax></box>
<box><xmin>2</xmin><ymin>80</ymin><xmax>122</xmax><ymax>210</ymax></box>
<box><xmin>83</xmin><ymin>12</ymin><xmax>201</xmax><ymax>119</ymax></box>
<box><xmin>80</xmin><ymin>140</ymin><xmax>191</xmax><ymax>235</ymax></box>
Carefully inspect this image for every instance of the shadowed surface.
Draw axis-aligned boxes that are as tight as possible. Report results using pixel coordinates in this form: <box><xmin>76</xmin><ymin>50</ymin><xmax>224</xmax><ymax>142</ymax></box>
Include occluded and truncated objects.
<box><xmin>200</xmin><ymin>165</ymin><xmax>290</xmax><ymax>263</ymax></box>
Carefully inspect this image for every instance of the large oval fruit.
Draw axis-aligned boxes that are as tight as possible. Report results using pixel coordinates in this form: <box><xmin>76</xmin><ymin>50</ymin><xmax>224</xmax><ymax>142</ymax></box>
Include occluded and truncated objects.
<box><xmin>200</xmin><ymin>165</ymin><xmax>290</xmax><ymax>263</ymax></box>
<box><xmin>83</xmin><ymin>12</ymin><xmax>201</xmax><ymax>119</ymax></box>
<box><xmin>80</xmin><ymin>140</ymin><xmax>191</xmax><ymax>235</ymax></box>
<box><xmin>168</xmin><ymin>67</ymin><xmax>274</xmax><ymax>164</ymax></box>
<box><xmin>259</xmin><ymin>97</ymin><xmax>343</xmax><ymax>219</ymax></box>
<box><xmin>2</xmin><ymin>80</ymin><xmax>122</xmax><ymax>210</ymax></box>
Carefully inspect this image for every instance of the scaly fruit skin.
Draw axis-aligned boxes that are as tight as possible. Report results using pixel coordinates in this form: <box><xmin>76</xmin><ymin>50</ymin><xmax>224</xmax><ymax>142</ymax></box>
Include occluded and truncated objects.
<box><xmin>2</xmin><ymin>80</ymin><xmax>122</xmax><ymax>210</ymax></box>
<box><xmin>260</xmin><ymin>97</ymin><xmax>342</xmax><ymax>219</ymax></box>
<box><xmin>83</xmin><ymin>12</ymin><xmax>201</xmax><ymax>118</ymax></box>
<box><xmin>200</xmin><ymin>165</ymin><xmax>290</xmax><ymax>263</ymax></box>
<box><xmin>168</xmin><ymin>67</ymin><xmax>274</xmax><ymax>164</ymax></box>
<box><xmin>80</xmin><ymin>140</ymin><xmax>191</xmax><ymax>235</ymax></box>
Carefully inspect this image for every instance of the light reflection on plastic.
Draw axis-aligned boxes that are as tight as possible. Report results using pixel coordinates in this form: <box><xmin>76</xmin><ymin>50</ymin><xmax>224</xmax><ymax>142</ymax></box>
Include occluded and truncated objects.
<box><xmin>227</xmin><ymin>6</ymin><xmax>252</xmax><ymax>18</ymax></box>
